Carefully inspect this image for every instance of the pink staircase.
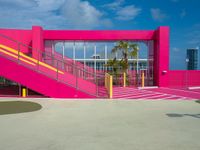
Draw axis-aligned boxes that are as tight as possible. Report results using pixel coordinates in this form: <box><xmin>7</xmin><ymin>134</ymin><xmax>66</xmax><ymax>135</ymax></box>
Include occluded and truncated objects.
<box><xmin>0</xmin><ymin>34</ymin><xmax>108</xmax><ymax>98</ymax></box>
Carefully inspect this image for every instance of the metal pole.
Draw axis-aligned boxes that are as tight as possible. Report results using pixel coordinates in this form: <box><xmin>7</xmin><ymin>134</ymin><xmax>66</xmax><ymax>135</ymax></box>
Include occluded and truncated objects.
<box><xmin>62</xmin><ymin>42</ymin><xmax>65</xmax><ymax>70</ymax></box>
<box><xmin>84</xmin><ymin>43</ymin><xmax>86</xmax><ymax>69</ymax></box>
<box><xmin>84</xmin><ymin>43</ymin><xmax>86</xmax><ymax>79</ymax></box>
<box><xmin>73</xmin><ymin>42</ymin><xmax>75</xmax><ymax>63</ymax></box>
<box><xmin>137</xmin><ymin>51</ymin><xmax>139</xmax><ymax>74</ymax></box>
<box><xmin>136</xmin><ymin>51</ymin><xmax>139</xmax><ymax>86</ymax></box>
<box><xmin>94</xmin><ymin>43</ymin><xmax>97</xmax><ymax>74</ymax></box>
<box><xmin>37</xmin><ymin>49</ymin><xmax>40</xmax><ymax>72</ymax></box>
<box><xmin>186</xmin><ymin>58</ymin><xmax>189</xmax><ymax>88</ymax></box>
<box><xmin>56</xmin><ymin>61</ymin><xmax>58</xmax><ymax>80</ymax></box>
<box><xmin>73</xmin><ymin>42</ymin><xmax>76</xmax><ymax>75</ymax></box>
<box><xmin>76</xmin><ymin>66</ymin><xmax>78</xmax><ymax>89</ymax></box>
<box><xmin>96</xmin><ymin>74</ymin><xmax>98</xmax><ymax>96</ymax></box>
<box><xmin>105</xmin><ymin>44</ymin><xmax>107</xmax><ymax>71</ymax></box>
<box><xmin>18</xmin><ymin>43</ymin><xmax>20</xmax><ymax>64</ymax></box>
<box><xmin>52</xmin><ymin>41</ymin><xmax>54</xmax><ymax>66</ymax></box>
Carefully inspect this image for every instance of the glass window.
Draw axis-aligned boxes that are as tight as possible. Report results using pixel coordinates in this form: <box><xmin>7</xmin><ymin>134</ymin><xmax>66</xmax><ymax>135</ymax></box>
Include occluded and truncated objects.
<box><xmin>107</xmin><ymin>42</ymin><xmax>116</xmax><ymax>59</ymax></box>
<box><xmin>85</xmin><ymin>42</ymin><xmax>95</xmax><ymax>59</ymax></box>
<box><xmin>138</xmin><ymin>42</ymin><xmax>148</xmax><ymax>59</ymax></box>
<box><xmin>75</xmin><ymin>41</ymin><xmax>84</xmax><ymax>60</ymax></box>
<box><xmin>55</xmin><ymin>41</ymin><xmax>63</xmax><ymax>54</ymax></box>
<box><xmin>64</xmin><ymin>42</ymin><xmax>74</xmax><ymax>59</ymax></box>
<box><xmin>96</xmin><ymin>42</ymin><xmax>106</xmax><ymax>59</ymax></box>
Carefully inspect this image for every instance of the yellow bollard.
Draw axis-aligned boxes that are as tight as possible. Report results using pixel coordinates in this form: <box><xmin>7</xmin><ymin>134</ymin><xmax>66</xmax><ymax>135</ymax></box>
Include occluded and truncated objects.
<box><xmin>123</xmin><ymin>72</ymin><xmax>126</xmax><ymax>87</ymax></box>
<box><xmin>22</xmin><ymin>88</ymin><xmax>27</xmax><ymax>98</ymax></box>
<box><xmin>109</xmin><ymin>75</ymin><xmax>113</xmax><ymax>99</ymax></box>
<box><xmin>142</xmin><ymin>72</ymin><xmax>145</xmax><ymax>87</ymax></box>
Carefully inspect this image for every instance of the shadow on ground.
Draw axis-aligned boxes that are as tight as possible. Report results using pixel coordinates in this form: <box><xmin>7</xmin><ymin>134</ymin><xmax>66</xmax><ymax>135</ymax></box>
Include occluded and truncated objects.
<box><xmin>166</xmin><ymin>113</ymin><xmax>200</xmax><ymax>119</ymax></box>
<box><xmin>195</xmin><ymin>100</ymin><xmax>200</xmax><ymax>104</ymax></box>
<box><xmin>0</xmin><ymin>101</ymin><xmax>42</xmax><ymax>115</ymax></box>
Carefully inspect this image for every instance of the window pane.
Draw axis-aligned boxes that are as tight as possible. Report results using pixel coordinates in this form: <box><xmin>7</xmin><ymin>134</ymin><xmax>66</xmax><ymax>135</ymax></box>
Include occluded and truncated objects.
<box><xmin>64</xmin><ymin>42</ymin><xmax>74</xmax><ymax>59</ymax></box>
<box><xmin>55</xmin><ymin>41</ymin><xmax>63</xmax><ymax>54</ymax></box>
<box><xmin>107</xmin><ymin>42</ymin><xmax>116</xmax><ymax>59</ymax></box>
<box><xmin>96</xmin><ymin>42</ymin><xmax>106</xmax><ymax>59</ymax></box>
<box><xmin>75</xmin><ymin>42</ymin><xmax>84</xmax><ymax>60</ymax></box>
<box><xmin>85</xmin><ymin>42</ymin><xmax>95</xmax><ymax>59</ymax></box>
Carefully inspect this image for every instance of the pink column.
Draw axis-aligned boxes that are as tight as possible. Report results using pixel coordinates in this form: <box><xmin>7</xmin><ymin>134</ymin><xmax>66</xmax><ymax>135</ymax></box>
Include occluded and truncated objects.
<box><xmin>154</xmin><ymin>26</ymin><xmax>169</xmax><ymax>87</ymax></box>
<box><xmin>32</xmin><ymin>26</ymin><xmax>44</xmax><ymax>60</ymax></box>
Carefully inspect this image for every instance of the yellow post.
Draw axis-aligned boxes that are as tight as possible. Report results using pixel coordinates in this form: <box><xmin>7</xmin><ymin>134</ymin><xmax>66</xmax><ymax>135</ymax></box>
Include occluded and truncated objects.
<box><xmin>109</xmin><ymin>75</ymin><xmax>113</xmax><ymax>98</ymax></box>
<box><xmin>123</xmin><ymin>72</ymin><xmax>126</xmax><ymax>87</ymax></box>
<box><xmin>142</xmin><ymin>72</ymin><xmax>145</xmax><ymax>87</ymax></box>
<box><xmin>105</xmin><ymin>73</ymin><xmax>113</xmax><ymax>99</ymax></box>
<box><xmin>22</xmin><ymin>88</ymin><xmax>27</xmax><ymax>97</ymax></box>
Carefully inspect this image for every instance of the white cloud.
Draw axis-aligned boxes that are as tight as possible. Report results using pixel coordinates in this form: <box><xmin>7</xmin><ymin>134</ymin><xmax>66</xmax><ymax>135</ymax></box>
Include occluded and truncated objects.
<box><xmin>103</xmin><ymin>0</ymin><xmax>124</xmax><ymax>10</ymax></box>
<box><xmin>150</xmin><ymin>8</ymin><xmax>167</xmax><ymax>22</ymax></box>
<box><xmin>116</xmin><ymin>5</ymin><xmax>141</xmax><ymax>21</ymax></box>
<box><xmin>172</xmin><ymin>47</ymin><xmax>180</xmax><ymax>52</ymax></box>
<box><xmin>35</xmin><ymin>0</ymin><xmax>65</xmax><ymax>11</ymax></box>
<box><xmin>61</xmin><ymin>0</ymin><xmax>112</xmax><ymax>29</ymax></box>
<box><xmin>0</xmin><ymin>0</ymin><xmax>112</xmax><ymax>29</ymax></box>
<box><xmin>104</xmin><ymin>1</ymin><xmax>141</xmax><ymax>21</ymax></box>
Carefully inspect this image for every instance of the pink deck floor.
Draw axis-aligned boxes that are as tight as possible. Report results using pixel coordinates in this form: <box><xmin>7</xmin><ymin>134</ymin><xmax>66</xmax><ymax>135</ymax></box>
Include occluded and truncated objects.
<box><xmin>113</xmin><ymin>87</ymin><xmax>200</xmax><ymax>100</ymax></box>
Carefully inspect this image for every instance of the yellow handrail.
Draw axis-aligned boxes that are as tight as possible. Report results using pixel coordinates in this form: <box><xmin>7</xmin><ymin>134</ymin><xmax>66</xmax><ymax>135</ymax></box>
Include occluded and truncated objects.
<box><xmin>0</xmin><ymin>44</ymin><xmax>64</xmax><ymax>74</ymax></box>
<box><xmin>0</xmin><ymin>49</ymin><xmax>36</xmax><ymax>66</ymax></box>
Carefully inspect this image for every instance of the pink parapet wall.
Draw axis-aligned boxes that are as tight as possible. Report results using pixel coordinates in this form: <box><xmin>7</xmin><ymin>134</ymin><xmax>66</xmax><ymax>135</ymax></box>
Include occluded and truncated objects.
<box><xmin>168</xmin><ymin>70</ymin><xmax>200</xmax><ymax>88</ymax></box>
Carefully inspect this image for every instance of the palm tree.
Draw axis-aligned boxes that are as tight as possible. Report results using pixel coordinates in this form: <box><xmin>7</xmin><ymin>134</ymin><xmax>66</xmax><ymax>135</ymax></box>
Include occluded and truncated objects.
<box><xmin>105</xmin><ymin>57</ymin><xmax>120</xmax><ymax>85</ymax></box>
<box><xmin>112</xmin><ymin>41</ymin><xmax>139</xmax><ymax>73</ymax></box>
<box><xmin>106</xmin><ymin>57</ymin><xmax>119</xmax><ymax>73</ymax></box>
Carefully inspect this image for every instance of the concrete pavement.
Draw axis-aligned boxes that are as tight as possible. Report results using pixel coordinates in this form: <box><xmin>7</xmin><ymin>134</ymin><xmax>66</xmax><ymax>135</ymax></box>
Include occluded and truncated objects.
<box><xmin>0</xmin><ymin>98</ymin><xmax>200</xmax><ymax>150</ymax></box>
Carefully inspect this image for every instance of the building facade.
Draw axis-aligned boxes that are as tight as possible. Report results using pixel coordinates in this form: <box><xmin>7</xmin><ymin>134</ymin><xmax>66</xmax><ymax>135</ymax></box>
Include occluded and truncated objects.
<box><xmin>187</xmin><ymin>48</ymin><xmax>198</xmax><ymax>70</ymax></box>
<box><xmin>0</xmin><ymin>26</ymin><xmax>200</xmax><ymax>98</ymax></box>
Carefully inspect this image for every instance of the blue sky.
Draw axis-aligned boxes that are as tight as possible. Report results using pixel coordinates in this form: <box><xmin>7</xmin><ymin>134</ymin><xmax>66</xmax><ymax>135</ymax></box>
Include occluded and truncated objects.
<box><xmin>0</xmin><ymin>0</ymin><xmax>200</xmax><ymax>69</ymax></box>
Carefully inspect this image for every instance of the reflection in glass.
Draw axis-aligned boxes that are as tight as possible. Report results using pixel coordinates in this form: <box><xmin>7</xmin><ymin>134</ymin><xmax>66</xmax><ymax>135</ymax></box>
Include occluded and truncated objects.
<box><xmin>75</xmin><ymin>42</ymin><xmax>84</xmax><ymax>59</ymax></box>
<box><xmin>64</xmin><ymin>42</ymin><xmax>73</xmax><ymax>59</ymax></box>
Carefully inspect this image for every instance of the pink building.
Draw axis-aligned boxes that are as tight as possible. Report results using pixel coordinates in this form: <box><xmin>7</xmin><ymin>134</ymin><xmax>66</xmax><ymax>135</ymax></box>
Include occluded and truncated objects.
<box><xmin>0</xmin><ymin>26</ymin><xmax>199</xmax><ymax>98</ymax></box>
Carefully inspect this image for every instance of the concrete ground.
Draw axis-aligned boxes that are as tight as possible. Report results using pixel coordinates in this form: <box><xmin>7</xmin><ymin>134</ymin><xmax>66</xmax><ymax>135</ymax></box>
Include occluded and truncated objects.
<box><xmin>0</xmin><ymin>98</ymin><xmax>200</xmax><ymax>150</ymax></box>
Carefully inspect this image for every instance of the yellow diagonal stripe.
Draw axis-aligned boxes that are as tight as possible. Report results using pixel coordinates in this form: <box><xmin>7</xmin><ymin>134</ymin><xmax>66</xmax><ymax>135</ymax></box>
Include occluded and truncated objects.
<box><xmin>0</xmin><ymin>49</ymin><xmax>36</xmax><ymax>66</ymax></box>
<box><xmin>0</xmin><ymin>44</ymin><xmax>64</xmax><ymax>74</ymax></box>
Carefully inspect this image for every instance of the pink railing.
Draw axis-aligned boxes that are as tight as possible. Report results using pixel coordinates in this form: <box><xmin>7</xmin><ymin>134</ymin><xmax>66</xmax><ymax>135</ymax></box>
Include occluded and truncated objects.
<box><xmin>0</xmin><ymin>33</ymin><xmax>108</xmax><ymax>98</ymax></box>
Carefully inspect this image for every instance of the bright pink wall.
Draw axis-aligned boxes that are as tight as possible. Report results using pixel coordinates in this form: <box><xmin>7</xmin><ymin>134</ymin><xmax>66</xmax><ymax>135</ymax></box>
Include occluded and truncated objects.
<box><xmin>168</xmin><ymin>70</ymin><xmax>200</xmax><ymax>87</ymax></box>
<box><xmin>0</xmin><ymin>26</ymin><xmax>173</xmax><ymax>88</ymax></box>
<box><xmin>32</xmin><ymin>26</ymin><xmax>44</xmax><ymax>59</ymax></box>
<box><xmin>43</xmin><ymin>30</ymin><xmax>155</xmax><ymax>40</ymax></box>
<box><xmin>0</xmin><ymin>29</ymin><xmax>32</xmax><ymax>53</ymax></box>
<box><xmin>154</xmin><ymin>26</ymin><xmax>170</xmax><ymax>87</ymax></box>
